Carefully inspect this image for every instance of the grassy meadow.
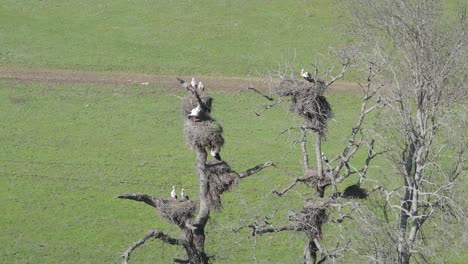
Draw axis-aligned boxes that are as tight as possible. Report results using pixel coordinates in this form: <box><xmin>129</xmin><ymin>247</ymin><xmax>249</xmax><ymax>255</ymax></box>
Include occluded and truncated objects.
<box><xmin>0</xmin><ymin>0</ymin><xmax>342</xmax><ymax>76</ymax></box>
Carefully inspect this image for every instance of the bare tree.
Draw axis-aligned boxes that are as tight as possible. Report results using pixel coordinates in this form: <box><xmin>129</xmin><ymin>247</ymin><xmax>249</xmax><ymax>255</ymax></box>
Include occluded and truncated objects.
<box><xmin>244</xmin><ymin>53</ymin><xmax>384</xmax><ymax>263</ymax></box>
<box><xmin>118</xmin><ymin>78</ymin><xmax>273</xmax><ymax>264</ymax></box>
<box><xmin>345</xmin><ymin>0</ymin><xmax>468</xmax><ymax>263</ymax></box>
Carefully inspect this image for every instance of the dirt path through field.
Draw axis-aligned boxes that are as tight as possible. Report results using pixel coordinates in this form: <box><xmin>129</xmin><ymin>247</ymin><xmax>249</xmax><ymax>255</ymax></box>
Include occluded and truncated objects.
<box><xmin>0</xmin><ymin>66</ymin><xmax>361</xmax><ymax>94</ymax></box>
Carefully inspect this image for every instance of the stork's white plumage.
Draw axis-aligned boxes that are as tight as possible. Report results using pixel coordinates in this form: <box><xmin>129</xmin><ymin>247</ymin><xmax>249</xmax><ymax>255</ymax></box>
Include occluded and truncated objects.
<box><xmin>198</xmin><ymin>81</ymin><xmax>204</xmax><ymax>91</ymax></box>
<box><xmin>191</xmin><ymin>78</ymin><xmax>197</xmax><ymax>88</ymax></box>
<box><xmin>321</xmin><ymin>152</ymin><xmax>329</xmax><ymax>163</ymax></box>
<box><xmin>301</xmin><ymin>68</ymin><xmax>314</xmax><ymax>82</ymax></box>
<box><xmin>210</xmin><ymin>148</ymin><xmax>221</xmax><ymax>161</ymax></box>
<box><xmin>181</xmin><ymin>188</ymin><xmax>188</xmax><ymax>200</ymax></box>
<box><xmin>188</xmin><ymin>105</ymin><xmax>201</xmax><ymax>117</ymax></box>
<box><xmin>171</xmin><ymin>186</ymin><xmax>177</xmax><ymax>199</ymax></box>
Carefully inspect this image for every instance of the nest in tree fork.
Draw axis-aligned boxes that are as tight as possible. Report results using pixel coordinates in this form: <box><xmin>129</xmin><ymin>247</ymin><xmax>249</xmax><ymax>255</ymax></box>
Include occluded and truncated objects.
<box><xmin>184</xmin><ymin>118</ymin><xmax>224</xmax><ymax>150</ymax></box>
<box><xmin>276</xmin><ymin>79</ymin><xmax>333</xmax><ymax>136</ymax></box>
<box><xmin>182</xmin><ymin>94</ymin><xmax>213</xmax><ymax>118</ymax></box>
<box><xmin>304</xmin><ymin>169</ymin><xmax>331</xmax><ymax>188</ymax></box>
<box><xmin>290</xmin><ymin>199</ymin><xmax>330</xmax><ymax>240</ymax></box>
<box><xmin>204</xmin><ymin>160</ymin><xmax>240</xmax><ymax>210</ymax></box>
<box><xmin>155</xmin><ymin>199</ymin><xmax>196</xmax><ymax>227</ymax></box>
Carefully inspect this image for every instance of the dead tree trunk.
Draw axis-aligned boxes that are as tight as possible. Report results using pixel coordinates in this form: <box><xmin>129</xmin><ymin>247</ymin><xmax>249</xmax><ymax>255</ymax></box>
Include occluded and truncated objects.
<box><xmin>117</xmin><ymin>78</ymin><xmax>273</xmax><ymax>264</ymax></box>
<box><xmin>248</xmin><ymin>58</ymin><xmax>382</xmax><ymax>263</ymax></box>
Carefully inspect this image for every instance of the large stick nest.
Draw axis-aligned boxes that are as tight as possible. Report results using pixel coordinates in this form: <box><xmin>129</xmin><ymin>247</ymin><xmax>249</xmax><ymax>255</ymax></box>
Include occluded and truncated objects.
<box><xmin>204</xmin><ymin>160</ymin><xmax>240</xmax><ymax>210</ymax></box>
<box><xmin>181</xmin><ymin>94</ymin><xmax>213</xmax><ymax>119</ymax></box>
<box><xmin>155</xmin><ymin>199</ymin><xmax>197</xmax><ymax>228</ymax></box>
<box><xmin>276</xmin><ymin>79</ymin><xmax>333</xmax><ymax>135</ymax></box>
<box><xmin>304</xmin><ymin>169</ymin><xmax>332</xmax><ymax>188</ymax></box>
<box><xmin>289</xmin><ymin>199</ymin><xmax>330</xmax><ymax>240</ymax></box>
<box><xmin>184</xmin><ymin>118</ymin><xmax>224</xmax><ymax>150</ymax></box>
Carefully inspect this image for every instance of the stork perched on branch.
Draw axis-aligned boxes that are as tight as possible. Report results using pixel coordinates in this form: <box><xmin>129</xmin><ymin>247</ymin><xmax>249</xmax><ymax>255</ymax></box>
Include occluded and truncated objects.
<box><xmin>321</xmin><ymin>152</ymin><xmax>329</xmax><ymax>163</ymax></box>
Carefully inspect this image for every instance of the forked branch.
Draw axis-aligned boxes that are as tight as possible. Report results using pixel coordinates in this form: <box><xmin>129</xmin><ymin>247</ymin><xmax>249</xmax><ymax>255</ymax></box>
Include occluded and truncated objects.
<box><xmin>272</xmin><ymin>170</ymin><xmax>318</xmax><ymax>197</ymax></box>
<box><xmin>122</xmin><ymin>229</ymin><xmax>185</xmax><ymax>264</ymax></box>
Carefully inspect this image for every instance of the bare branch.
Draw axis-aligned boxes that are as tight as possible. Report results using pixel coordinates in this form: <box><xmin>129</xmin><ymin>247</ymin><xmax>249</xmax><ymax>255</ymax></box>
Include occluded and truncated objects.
<box><xmin>239</xmin><ymin>161</ymin><xmax>274</xmax><ymax>178</ymax></box>
<box><xmin>248</xmin><ymin>86</ymin><xmax>274</xmax><ymax>101</ymax></box>
<box><xmin>272</xmin><ymin>170</ymin><xmax>318</xmax><ymax>197</ymax></box>
<box><xmin>255</xmin><ymin>225</ymin><xmax>297</xmax><ymax>235</ymax></box>
<box><xmin>326</xmin><ymin>57</ymin><xmax>351</xmax><ymax>87</ymax></box>
<box><xmin>122</xmin><ymin>229</ymin><xmax>185</xmax><ymax>264</ymax></box>
<box><xmin>118</xmin><ymin>193</ymin><xmax>157</xmax><ymax>208</ymax></box>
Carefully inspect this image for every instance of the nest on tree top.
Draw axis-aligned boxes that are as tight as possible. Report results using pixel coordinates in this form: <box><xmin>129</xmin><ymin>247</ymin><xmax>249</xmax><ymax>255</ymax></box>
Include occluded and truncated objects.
<box><xmin>155</xmin><ymin>199</ymin><xmax>196</xmax><ymax>227</ymax></box>
<box><xmin>181</xmin><ymin>94</ymin><xmax>213</xmax><ymax>118</ymax></box>
<box><xmin>204</xmin><ymin>160</ymin><xmax>240</xmax><ymax>210</ymax></box>
<box><xmin>184</xmin><ymin>118</ymin><xmax>224</xmax><ymax>151</ymax></box>
<box><xmin>276</xmin><ymin>79</ymin><xmax>333</xmax><ymax>136</ymax></box>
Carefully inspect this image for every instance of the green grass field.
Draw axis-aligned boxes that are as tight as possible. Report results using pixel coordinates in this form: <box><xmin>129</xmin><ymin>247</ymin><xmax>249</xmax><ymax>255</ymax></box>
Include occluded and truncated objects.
<box><xmin>0</xmin><ymin>0</ymin><xmax>341</xmax><ymax>76</ymax></box>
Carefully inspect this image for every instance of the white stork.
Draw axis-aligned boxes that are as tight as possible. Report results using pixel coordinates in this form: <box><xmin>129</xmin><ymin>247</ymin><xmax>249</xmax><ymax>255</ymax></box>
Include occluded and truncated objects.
<box><xmin>198</xmin><ymin>81</ymin><xmax>204</xmax><ymax>91</ymax></box>
<box><xmin>188</xmin><ymin>104</ymin><xmax>201</xmax><ymax>118</ymax></box>
<box><xmin>321</xmin><ymin>152</ymin><xmax>329</xmax><ymax>163</ymax></box>
<box><xmin>181</xmin><ymin>188</ymin><xmax>189</xmax><ymax>200</ymax></box>
<box><xmin>191</xmin><ymin>78</ymin><xmax>197</xmax><ymax>89</ymax></box>
<box><xmin>301</xmin><ymin>68</ymin><xmax>314</xmax><ymax>83</ymax></box>
<box><xmin>171</xmin><ymin>186</ymin><xmax>177</xmax><ymax>199</ymax></box>
<box><xmin>210</xmin><ymin>148</ymin><xmax>221</xmax><ymax>161</ymax></box>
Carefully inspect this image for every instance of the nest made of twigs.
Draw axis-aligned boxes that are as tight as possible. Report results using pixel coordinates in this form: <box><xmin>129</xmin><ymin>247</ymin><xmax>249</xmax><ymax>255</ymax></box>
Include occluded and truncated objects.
<box><xmin>289</xmin><ymin>201</ymin><xmax>329</xmax><ymax>240</ymax></box>
<box><xmin>184</xmin><ymin>118</ymin><xmax>224</xmax><ymax>150</ymax></box>
<box><xmin>181</xmin><ymin>94</ymin><xmax>213</xmax><ymax>119</ymax></box>
<box><xmin>303</xmin><ymin>169</ymin><xmax>332</xmax><ymax>188</ymax></box>
<box><xmin>276</xmin><ymin>79</ymin><xmax>333</xmax><ymax>136</ymax></box>
<box><xmin>155</xmin><ymin>199</ymin><xmax>196</xmax><ymax>227</ymax></box>
<box><xmin>204</xmin><ymin>160</ymin><xmax>240</xmax><ymax>210</ymax></box>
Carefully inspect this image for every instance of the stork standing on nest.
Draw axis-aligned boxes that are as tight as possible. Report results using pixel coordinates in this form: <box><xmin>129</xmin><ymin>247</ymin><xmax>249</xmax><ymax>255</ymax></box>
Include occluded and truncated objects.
<box><xmin>301</xmin><ymin>68</ymin><xmax>315</xmax><ymax>83</ymax></box>
<box><xmin>191</xmin><ymin>78</ymin><xmax>197</xmax><ymax>89</ymax></box>
<box><xmin>210</xmin><ymin>147</ymin><xmax>222</xmax><ymax>161</ymax></box>
<box><xmin>171</xmin><ymin>186</ymin><xmax>178</xmax><ymax>200</ymax></box>
<box><xmin>198</xmin><ymin>81</ymin><xmax>204</xmax><ymax>91</ymax></box>
<box><xmin>188</xmin><ymin>104</ymin><xmax>201</xmax><ymax>118</ymax></box>
<box><xmin>181</xmin><ymin>188</ymin><xmax>189</xmax><ymax>200</ymax></box>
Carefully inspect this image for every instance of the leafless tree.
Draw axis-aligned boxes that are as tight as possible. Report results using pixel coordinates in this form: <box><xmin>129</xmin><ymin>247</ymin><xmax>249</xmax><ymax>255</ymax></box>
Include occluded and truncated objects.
<box><xmin>245</xmin><ymin>52</ymin><xmax>385</xmax><ymax>263</ymax></box>
<box><xmin>117</xmin><ymin>78</ymin><xmax>273</xmax><ymax>264</ymax></box>
<box><xmin>345</xmin><ymin>0</ymin><xmax>468</xmax><ymax>263</ymax></box>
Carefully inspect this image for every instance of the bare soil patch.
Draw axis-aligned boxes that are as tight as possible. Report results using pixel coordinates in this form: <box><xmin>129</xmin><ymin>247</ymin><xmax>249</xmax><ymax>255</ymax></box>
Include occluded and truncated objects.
<box><xmin>0</xmin><ymin>66</ymin><xmax>361</xmax><ymax>94</ymax></box>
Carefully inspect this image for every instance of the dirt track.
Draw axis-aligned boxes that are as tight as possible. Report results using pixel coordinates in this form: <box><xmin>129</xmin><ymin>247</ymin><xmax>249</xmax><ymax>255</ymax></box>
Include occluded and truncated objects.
<box><xmin>0</xmin><ymin>66</ymin><xmax>361</xmax><ymax>94</ymax></box>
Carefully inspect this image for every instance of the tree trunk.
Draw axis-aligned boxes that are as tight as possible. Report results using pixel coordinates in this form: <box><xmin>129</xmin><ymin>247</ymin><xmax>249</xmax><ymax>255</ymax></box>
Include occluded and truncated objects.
<box><xmin>185</xmin><ymin>145</ymin><xmax>210</xmax><ymax>264</ymax></box>
<box><xmin>303</xmin><ymin>239</ymin><xmax>318</xmax><ymax>264</ymax></box>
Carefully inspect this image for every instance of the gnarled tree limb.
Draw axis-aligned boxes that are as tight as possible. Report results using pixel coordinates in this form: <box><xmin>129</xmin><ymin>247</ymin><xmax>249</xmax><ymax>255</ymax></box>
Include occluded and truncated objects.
<box><xmin>122</xmin><ymin>229</ymin><xmax>186</xmax><ymax>264</ymax></box>
<box><xmin>118</xmin><ymin>193</ymin><xmax>157</xmax><ymax>208</ymax></box>
<box><xmin>239</xmin><ymin>161</ymin><xmax>274</xmax><ymax>178</ymax></box>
